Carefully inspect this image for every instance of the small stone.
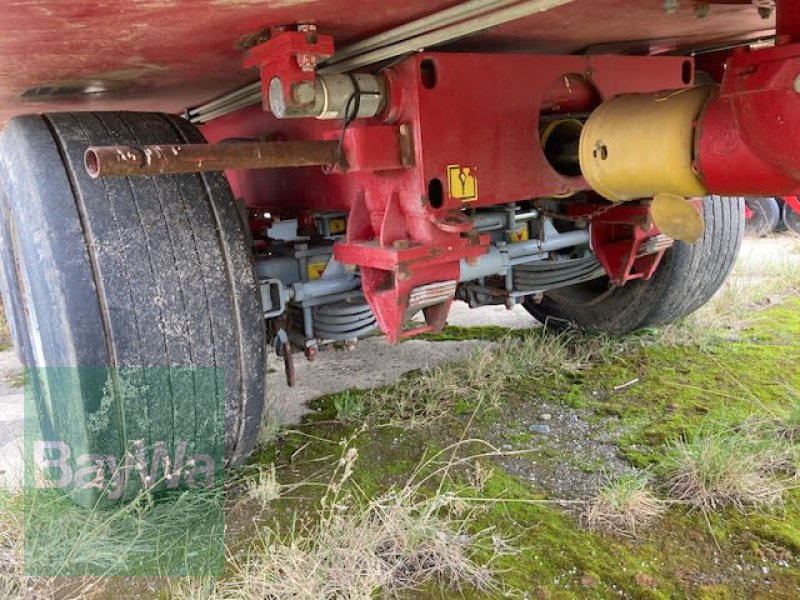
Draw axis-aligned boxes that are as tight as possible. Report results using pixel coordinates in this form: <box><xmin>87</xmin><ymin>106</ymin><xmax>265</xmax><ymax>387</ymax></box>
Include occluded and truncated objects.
<box><xmin>529</xmin><ymin>424</ymin><xmax>551</xmax><ymax>435</ymax></box>
<box><xmin>539</xmin><ymin>413</ymin><xmax>552</xmax><ymax>421</ymax></box>
<box><xmin>634</xmin><ymin>573</ymin><xmax>657</xmax><ymax>588</ymax></box>
<box><xmin>534</xmin><ymin>587</ymin><xmax>551</xmax><ymax>600</ymax></box>
<box><xmin>580</xmin><ymin>572</ymin><xmax>599</xmax><ymax>588</ymax></box>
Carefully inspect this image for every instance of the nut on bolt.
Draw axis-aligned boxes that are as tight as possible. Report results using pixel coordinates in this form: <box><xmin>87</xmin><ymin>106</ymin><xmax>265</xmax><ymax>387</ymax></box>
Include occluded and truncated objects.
<box><xmin>693</xmin><ymin>2</ymin><xmax>709</xmax><ymax>19</ymax></box>
<box><xmin>663</xmin><ymin>0</ymin><xmax>679</xmax><ymax>14</ymax></box>
<box><xmin>758</xmin><ymin>5</ymin><xmax>773</xmax><ymax>19</ymax></box>
<box><xmin>304</xmin><ymin>340</ymin><xmax>318</xmax><ymax>361</ymax></box>
<box><xmin>296</xmin><ymin>23</ymin><xmax>319</xmax><ymax>72</ymax></box>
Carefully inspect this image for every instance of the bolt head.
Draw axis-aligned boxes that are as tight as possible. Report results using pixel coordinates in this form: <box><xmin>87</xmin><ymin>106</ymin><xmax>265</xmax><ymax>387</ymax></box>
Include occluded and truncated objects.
<box><xmin>794</xmin><ymin>74</ymin><xmax>800</xmax><ymax>93</ymax></box>
<box><xmin>292</xmin><ymin>81</ymin><xmax>316</xmax><ymax>105</ymax></box>
<box><xmin>694</xmin><ymin>2</ymin><xmax>710</xmax><ymax>19</ymax></box>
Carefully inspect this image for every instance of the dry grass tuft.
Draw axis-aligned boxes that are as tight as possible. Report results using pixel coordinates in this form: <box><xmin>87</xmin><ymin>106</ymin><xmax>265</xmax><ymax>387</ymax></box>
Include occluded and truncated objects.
<box><xmin>0</xmin><ymin>493</ymin><xmax>24</xmax><ymax>599</ymax></box>
<box><xmin>659</xmin><ymin>247</ymin><xmax>800</xmax><ymax>345</ymax></box>
<box><xmin>366</xmin><ymin>329</ymin><xmax>622</xmax><ymax>427</ymax></box>
<box><xmin>0</xmin><ymin>301</ymin><xmax>11</xmax><ymax>351</ymax></box>
<box><xmin>581</xmin><ymin>474</ymin><xmax>665</xmax><ymax>537</ymax></box>
<box><xmin>190</xmin><ymin>443</ymin><xmax>499</xmax><ymax>600</ymax></box>
<box><xmin>762</xmin><ymin>389</ymin><xmax>800</xmax><ymax>446</ymax></box>
<box><xmin>661</xmin><ymin>425</ymin><xmax>792</xmax><ymax>512</ymax></box>
<box><xmin>245</xmin><ymin>463</ymin><xmax>282</xmax><ymax>510</ymax></box>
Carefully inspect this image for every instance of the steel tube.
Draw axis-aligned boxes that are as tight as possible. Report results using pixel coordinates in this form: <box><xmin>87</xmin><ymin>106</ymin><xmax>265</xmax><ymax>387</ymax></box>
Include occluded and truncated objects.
<box><xmin>321</xmin><ymin>0</ymin><xmax>521</xmax><ymax>67</ymax></box>
<box><xmin>85</xmin><ymin>140</ymin><xmax>340</xmax><ymax>178</ymax></box>
<box><xmin>506</xmin><ymin>230</ymin><xmax>589</xmax><ymax>258</ymax></box>
<box><xmin>459</xmin><ymin>230</ymin><xmax>590</xmax><ymax>282</ymax></box>
<box><xmin>291</xmin><ymin>277</ymin><xmax>360</xmax><ymax>302</ymax></box>
<box><xmin>319</xmin><ymin>0</ymin><xmax>576</xmax><ymax>74</ymax></box>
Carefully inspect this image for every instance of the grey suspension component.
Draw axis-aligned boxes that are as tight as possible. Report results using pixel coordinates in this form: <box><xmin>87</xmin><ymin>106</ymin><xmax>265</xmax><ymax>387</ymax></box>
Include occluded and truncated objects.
<box><xmin>288</xmin><ymin>295</ymin><xmax>377</xmax><ymax>341</ymax></box>
<box><xmin>513</xmin><ymin>255</ymin><xmax>605</xmax><ymax>292</ymax></box>
<box><xmin>458</xmin><ymin>229</ymin><xmax>591</xmax><ymax>282</ymax></box>
<box><xmin>268</xmin><ymin>73</ymin><xmax>386</xmax><ymax>120</ymax></box>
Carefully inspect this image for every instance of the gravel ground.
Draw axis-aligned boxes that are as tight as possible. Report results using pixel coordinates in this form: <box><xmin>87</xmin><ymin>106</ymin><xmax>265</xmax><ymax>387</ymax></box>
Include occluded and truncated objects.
<box><xmin>487</xmin><ymin>400</ymin><xmax>638</xmax><ymax>500</ymax></box>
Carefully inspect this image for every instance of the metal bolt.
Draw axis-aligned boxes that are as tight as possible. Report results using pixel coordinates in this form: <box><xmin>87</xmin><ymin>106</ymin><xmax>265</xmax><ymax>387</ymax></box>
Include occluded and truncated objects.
<box><xmin>794</xmin><ymin>74</ymin><xmax>800</xmax><ymax>93</ymax></box>
<box><xmin>663</xmin><ymin>0</ymin><xmax>679</xmax><ymax>15</ymax></box>
<box><xmin>296</xmin><ymin>24</ymin><xmax>319</xmax><ymax>73</ymax></box>
<box><xmin>292</xmin><ymin>81</ymin><xmax>316</xmax><ymax>105</ymax></box>
<box><xmin>757</xmin><ymin>5</ymin><xmax>774</xmax><ymax>19</ymax></box>
<box><xmin>694</xmin><ymin>2</ymin><xmax>710</xmax><ymax>19</ymax></box>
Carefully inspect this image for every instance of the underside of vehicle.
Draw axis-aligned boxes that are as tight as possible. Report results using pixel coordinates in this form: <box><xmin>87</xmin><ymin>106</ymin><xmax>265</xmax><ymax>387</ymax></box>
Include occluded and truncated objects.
<box><xmin>1</xmin><ymin>0</ymin><xmax>799</xmax><ymax>497</ymax></box>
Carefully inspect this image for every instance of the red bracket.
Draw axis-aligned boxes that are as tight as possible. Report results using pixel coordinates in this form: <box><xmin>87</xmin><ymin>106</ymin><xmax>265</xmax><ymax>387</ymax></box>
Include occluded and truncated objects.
<box><xmin>334</xmin><ymin>193</ymin><xmax>488</xmax><ymax>342</ymax></box>
<box><xmin>783</xmin><ymin>196</ymin><xmax>800</xmax><ymax>216</ymax></box>
<box><xmin>590</xmin><ymin>204</ymin><xmax>672</xmax><ymax>286</ymax></box>
<box><xmin>243</xmin><ymin>26</ymin><xmax>334</xmax><ymax>115</ymax></box>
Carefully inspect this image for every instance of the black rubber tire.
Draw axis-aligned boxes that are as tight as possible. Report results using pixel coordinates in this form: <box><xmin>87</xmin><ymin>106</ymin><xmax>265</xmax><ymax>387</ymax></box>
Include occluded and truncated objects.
<box><xmin>523</xmin><ymin>196</ymin><xmax>745</xmax><ymax>334</ymax></box>
<box><xmin>0</xmin><ymin>188</ymin><xmax>33</xmax><ymax>366</ymax></box>
<box><xmin>744</xmin><ymin>197</ymin><xmax>781</xmax><ymax>237</ymax></box>
<box><xmin>0</xmin><ymin>112</ymin><xmax>266</xmax><ymax>496</ymax></box>
<box><xmin>783</xmin><ymin>201</ymin><xmax>800</xmax><ymax>236</ymax></box>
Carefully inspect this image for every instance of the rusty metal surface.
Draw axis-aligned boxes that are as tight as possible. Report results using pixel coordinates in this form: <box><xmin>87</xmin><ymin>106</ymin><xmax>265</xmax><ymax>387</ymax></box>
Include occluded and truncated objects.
<box><xmin>84</xmin><ymin>140</ymin><xmax>339</xmax><ymax>177</ymax></box>
<box><xmin>0</xmin><ymin>0</ymin><xmax>773</xmax><ymax>125</ymax></box>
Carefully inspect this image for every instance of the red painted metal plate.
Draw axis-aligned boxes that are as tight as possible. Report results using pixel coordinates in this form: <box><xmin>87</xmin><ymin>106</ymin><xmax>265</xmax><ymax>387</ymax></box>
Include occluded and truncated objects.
<box><xmin>0</xmin><ymin>0</ymin><xmax>772</xmax><ymax>125</ymax></box>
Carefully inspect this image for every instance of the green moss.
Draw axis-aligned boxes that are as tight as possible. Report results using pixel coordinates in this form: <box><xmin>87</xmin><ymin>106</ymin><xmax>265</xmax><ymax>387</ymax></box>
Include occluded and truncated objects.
<box><xmin>542</xmin><ymin>299</ymin><xmax>800</xmax><ymax>465</ymax></box>
<box><xmin>416</xmin><ymin>325</ymin><xmax>531</xmax><ymax>342</ymax></box>
<box><xmin>458</xmin><ymin>470</ymin><xmax>675</xmax><ymax>599</ymax></box>
<box><xmin>242</xmin><ymin>298</ymin><xmax>800</xmax><ymax>600</ymax></box>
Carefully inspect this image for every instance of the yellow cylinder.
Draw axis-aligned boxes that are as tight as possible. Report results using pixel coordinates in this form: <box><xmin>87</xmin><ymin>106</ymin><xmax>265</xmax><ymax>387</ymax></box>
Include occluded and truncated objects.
<box><xmin>578</xmin><ymin>86</ymin><xmax>715</xmax><ymax>202</ymax></box>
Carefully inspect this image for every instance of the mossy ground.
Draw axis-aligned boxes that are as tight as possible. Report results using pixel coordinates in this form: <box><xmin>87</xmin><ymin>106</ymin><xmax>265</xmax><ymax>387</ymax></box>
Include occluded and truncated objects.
<box><xmin>6</xmin><ymin>251</ymin><xmax>800</xmax><ymax>599</ymax></box>
<box><xmin>248</xmin><ymin>299</ymin><xmax>800</xmax><ymax>599</ymax></box>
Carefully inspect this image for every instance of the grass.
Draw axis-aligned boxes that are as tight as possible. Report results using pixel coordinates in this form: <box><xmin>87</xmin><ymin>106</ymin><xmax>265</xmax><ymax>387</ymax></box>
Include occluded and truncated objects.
<box><xmin>660</xmin><ymin>419</ymin><xmax>796</xmax><ymax>513</ymax></box>
<box><xmin>5</xmin><ymin>239</ymin><xmax>800</xmax><ymax>598</ymax></box>
<box><xmin>581</xmin><ymin>474</ymin><xmax>665</xmax><ymax>537</ymax></box>
<box><xmin>23</xmin><ymin>484</ymin><xmax>225</xmax><ymax>578</ymax></box>
<box><xmin>333</xmin><ymin>390</ymin><xmax>365</xmax><ymax>422</ymax></box>
<box><xmin>178</xmin><ymin>440</ymin><xmax>499</xmax><ymax>600</ymax></box>
<box><xmin>658</xmin><ymin>254</ymin><xmax>800</xmax><ymax>346</ymax></box>
<box><xmin>352</xmin><ymin>328</ymin><xmax>625</xmax><ymax>427</ymax></box>
<box><xmin>0</xmin><ymin>301</ymin><xmax>11</xmax><ymax>352</ymax></box>
<box><xmin>0</xmin><ymin>492</ymin><xmax>24</xmax><ymax>598</ymax></box>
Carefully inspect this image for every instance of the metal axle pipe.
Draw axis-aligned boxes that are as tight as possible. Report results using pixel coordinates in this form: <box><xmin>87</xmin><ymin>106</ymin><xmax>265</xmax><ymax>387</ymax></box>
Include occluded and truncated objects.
<box><xmin>459</xmin><ymin>230</ymin><xmax>590</xmax><ymax>282</ymax></box>
<box><xmin>84</xmin><ymin>140</ymin><xmax>340</xmax><ymax>178</ymax></box>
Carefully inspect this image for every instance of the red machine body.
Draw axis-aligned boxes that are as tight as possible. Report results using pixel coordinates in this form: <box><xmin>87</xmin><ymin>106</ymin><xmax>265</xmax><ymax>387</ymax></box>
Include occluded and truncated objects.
<box><xmin>202</xmin><ymin>52</ymin><xmax>692</xmax><ymax>340</ymax></box>
<box><xmin>696</xmin><ymin>0</ymin><xmax>800</xmax><ymax>196</ymax></box>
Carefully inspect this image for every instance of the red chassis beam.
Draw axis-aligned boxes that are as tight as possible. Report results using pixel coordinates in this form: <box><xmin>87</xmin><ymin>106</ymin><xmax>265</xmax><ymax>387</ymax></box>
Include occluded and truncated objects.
<box><xmin>695</xmin><ymin>0</ymin><xmax>800</xmax><ymax>195</ymax></box>
<box><xmin>202</xmin><ymin>51</ymin><xmax>692</xmax><ymax>341</ymax></box>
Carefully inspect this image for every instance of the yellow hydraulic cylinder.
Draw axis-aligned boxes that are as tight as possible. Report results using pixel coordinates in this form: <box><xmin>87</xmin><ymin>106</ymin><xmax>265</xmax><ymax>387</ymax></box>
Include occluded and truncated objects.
<box><xmin>578</xmin><ymin>86</ymin><xmax>715</xmax><ymax>202</ymax></box>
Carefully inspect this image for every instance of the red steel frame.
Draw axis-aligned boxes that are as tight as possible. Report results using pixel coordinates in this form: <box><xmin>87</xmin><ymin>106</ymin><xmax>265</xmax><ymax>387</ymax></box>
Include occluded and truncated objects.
<box><xmin>199</xmin><ymin>0</ymin><xmax>800</xmax><ymax>342</ymax></box>
<box><xmin>203</xmin><ymin>52</ymin><xmax>692</xmax><ymax>341</ymax></box>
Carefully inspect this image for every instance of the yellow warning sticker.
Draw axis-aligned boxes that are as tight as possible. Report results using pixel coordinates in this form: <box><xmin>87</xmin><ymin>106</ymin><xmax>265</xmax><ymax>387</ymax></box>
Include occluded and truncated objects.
<box><xmin>509</xmin><ymin>225</ymin><xmax>529</xmax><ymax>243</ymax></box>
<box><xmin>328</xmin><ymin>217</ymin><xmax>347</xmax><ymax>235</ymax></box>
<box><xmin>447</xmin><ymin>165</ymin><xmax>478</xmax><ymax>202</ymax></box>
<box><xmin>307</xmin><ymin>262</ymin><xmax>327</xmax><ymax>281</ymax></box>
